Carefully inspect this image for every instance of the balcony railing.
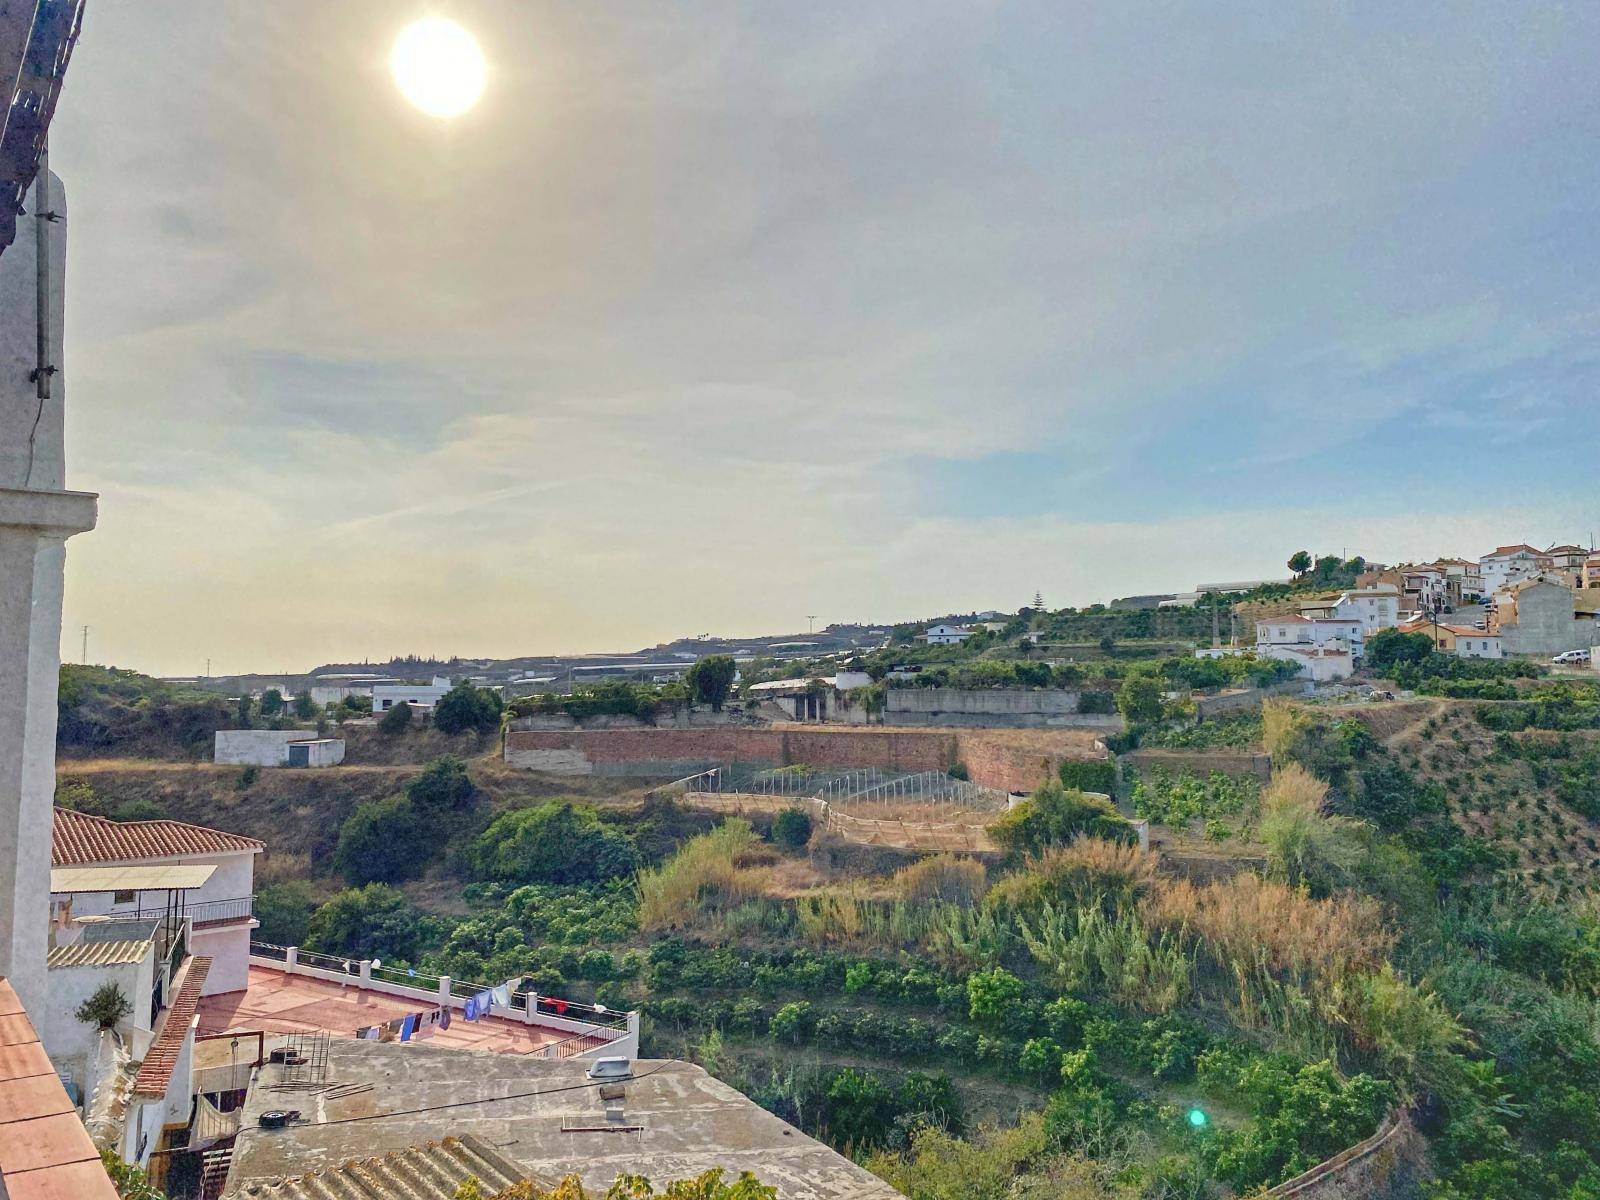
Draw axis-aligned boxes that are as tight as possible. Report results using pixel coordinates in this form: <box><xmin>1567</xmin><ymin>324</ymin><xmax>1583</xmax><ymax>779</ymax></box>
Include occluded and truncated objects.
<box><xmin>101</xmin><ymin>896</ymin><xmax>255</xmax><ymax>927</ymax></box>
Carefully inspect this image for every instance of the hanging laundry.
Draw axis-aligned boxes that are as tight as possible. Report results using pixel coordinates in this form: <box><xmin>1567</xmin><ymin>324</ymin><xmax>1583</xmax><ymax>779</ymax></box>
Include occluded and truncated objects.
<box><xmin>439</xmin><ymin>1006</ymin><xmax>452</xmax><ymax>1031</ymax></box>
<box><xmin>491</xmin><ymin>983</ymin><xmax>512</xmax><ymax>1008</ymax></box>
<box><xmin>398</xmin><ymin>1013</ymin><xmax>420</xmax><ymax>1042</ymax></box>
<box><xmin>463</xmin><ymin>994</ymin><xmax>481</xmax><ymax>1021</ymax></box>
<box><xmin>474</xmin><ymin>988</ymin><xmax>495</xmax><ymax>1017</ymax></box>
<box><xmin>551</xmin><ymin>997</ymin><xmax>568</xmax><ymax>1016</ymax></box>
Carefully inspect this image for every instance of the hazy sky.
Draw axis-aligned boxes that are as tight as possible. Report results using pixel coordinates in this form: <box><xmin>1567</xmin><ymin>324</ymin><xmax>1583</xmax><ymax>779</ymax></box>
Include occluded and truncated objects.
<box><xmin>52</xmin><ymin>3</ymin><xmax>1600</xmax><ymax>676</ymax></box>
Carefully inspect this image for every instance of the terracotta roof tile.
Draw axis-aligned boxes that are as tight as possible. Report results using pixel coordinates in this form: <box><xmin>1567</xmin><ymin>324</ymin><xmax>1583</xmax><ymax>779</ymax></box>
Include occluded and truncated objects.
<box><xmin>0</xmin><ymin>977</ymin><xmax>119</xmax><ymax>1200</ymax></box>
<box><xmin>53</xmin><ymin>808</ymin><xmax>262</xmax><ymax>866</ymax></box>
<box><xmin>133</xmin><ymin>956</ymin><xmax>211</xmax><ymax>1099</ymax></box>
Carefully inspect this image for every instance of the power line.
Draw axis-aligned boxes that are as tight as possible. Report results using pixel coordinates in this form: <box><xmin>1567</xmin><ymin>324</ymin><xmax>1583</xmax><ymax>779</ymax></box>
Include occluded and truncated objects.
<box><xmin>269</xmin><ymin>1059</ymin><xmax>680</xmax><ymax>1131</ymax></box>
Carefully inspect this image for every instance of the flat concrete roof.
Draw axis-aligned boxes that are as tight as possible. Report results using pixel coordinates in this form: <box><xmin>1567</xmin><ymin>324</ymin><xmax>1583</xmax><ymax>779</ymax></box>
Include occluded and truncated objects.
<box><xmin>225</xmin><ymin>1040</ymin><xmax>900</xmax><ymax>1200</ymax></box>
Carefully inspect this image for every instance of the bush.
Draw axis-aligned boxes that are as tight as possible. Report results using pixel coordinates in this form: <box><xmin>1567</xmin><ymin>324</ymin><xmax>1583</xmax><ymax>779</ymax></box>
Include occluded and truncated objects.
<box><xmin>966</xmin><ymin>968</ymin><xmax>1024</xmax><ymax>1028</ymax></box>
<box><xmin>378</xmin><ymin>701</ymin><xmax>413</xmax><ymax>735</ymax></box>
<box><xmin>304</xmin><ymin>883</ymin><xmax>421</xmax><ymax>961</ymax></box>
<box><xmin>255</xmin><ymin>881</ymin><xmax>318</xmax><ymax>946</ymax></box>
<box><xmin>432</xmin><ymin>682</ymin><xmax>502</xmax><ymax>735</ymax></box>
<box><xmin>333</xmin><ymin>795</ymin><xmax>430</xmax><ymax>884</ymax></box>
<box><xmin>75</xmin><ymin>983</ymin><xmax>131</xmax><ymax>1030</ymax></box>
<box><xmin>990</xmin><ymin>782</ymin><xmax>1134</xmax><ymax>856</ymax></box>
<box><xmin>406</xmin><ymin>755</ymin><xmax>476</xmax><ymax>815</ymax></box>
<box><xmin>769</xmin><ymin>1001</ymin><xmax>813</xmax><ymax>1045</ymax></box>
<box><xmin>771</xmin><ymin>806</ymin><xmax>814</xmax><ymax>851</ymax></box>
<box><xmin>235</xmin><ymin>765</ymin><xmax>258</xmax><ymax>791</ymax></box>
<box><xmin>1365</xmin><ymin>628</ymin><xmax>1436</xmax><ymax>669</ymax></box>
<box><xmin>472</xmin><ymin>802</ymin><xmax>640</xmax><ymax>886</ymax></box>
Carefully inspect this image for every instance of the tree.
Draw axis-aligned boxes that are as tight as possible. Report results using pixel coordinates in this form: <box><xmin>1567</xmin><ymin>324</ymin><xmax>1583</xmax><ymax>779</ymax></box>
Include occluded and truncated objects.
<box><xmin>256</xmin><ymin>881</ymin><xmax>319</xmax><ymax>946</ymax></box>
<box><xmin>340</xmin><ymin>693</ymin><xmax>372</xmax><ymax>717</ymax></box>
<box><xmin>687</xmin><ymin>655</ymin><xmax>737</xmax><ymax>711</ymax></box>
<box><xmin>379</xmin><ymin>700</ymin><xmax>414</xmax><ymax>735</ymax></box>
<box><xmin>333</xmin><ymin>795</ymin><xmax>430</xmax><ymax>884</ymax></box>
<box><xmin>434</xmin><ymin>682</ymin><xmax>503</xmax><ymax>736</ymax></box>
<box><xmin>292</xmin><ymin>688</ymin><xmax>318</xmax><ymax>720</ymax></box>
<box><xmin>406</xmin><ymin>755</ymin><xmax>476</xmax><ymax>815</ymax></box>
<box><xmin>825</xmin><ymin>1068</ymin><xmax>895</xmax><ymax>1148</ymax></box>
<box><xmin>304</xmin><ymin>883</ymin><xmax>421</xmax><ymax>961</ymax></box>
<box><xmin>236</xmin><ymin>693</ymin><xmax>253</xmax><ymax>727</ymax></box>
<box><xmin>1288</xmin><ymin>550</ymin><xmax>1312</xmax><ymax>578</ymax></box>
<box><xmin>75</xmin><ymin>983</ymin><xmax>131</xmax><ymax>1030</ymax></box>
<box><xmin>1116</xmin><ymin>675</ymin><xmax>1164</xmax><ymax>724</ymax></box>
<box><xmin>1366</xmin><ymin>628</ymin><xmax>1435</xmax><ymax>669</ymax></box>
<box><xmin>471</xmin><ymin>802</ymin><xmax>639</xmax><ymax>885</ymax></box>
<box><xmin>772</xmin><ymin>807</ymin><xmax>813</xmax><ymax>850</ymax></box>
<box><xmin>259</xmin><ymin>688</ymin><xmax>285</xmax><ymax>717</ymax></box>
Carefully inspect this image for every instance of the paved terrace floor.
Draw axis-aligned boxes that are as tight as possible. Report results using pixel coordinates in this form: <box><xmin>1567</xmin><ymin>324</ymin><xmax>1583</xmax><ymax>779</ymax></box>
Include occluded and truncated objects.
<box><xmin>196</xmin><ymin>966</ymin><xmax>606</xmax><ymax>1057</ymax></box>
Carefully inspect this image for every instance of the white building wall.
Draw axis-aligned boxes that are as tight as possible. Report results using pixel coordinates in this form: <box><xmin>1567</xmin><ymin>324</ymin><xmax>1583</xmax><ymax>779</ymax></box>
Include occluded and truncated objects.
<box><xmin>372</xmin><ymin>681</ymin><xmax>451</xmax><ymax>711</ymax></box>
<box><xmin>214</xmin><ymin>728</ymin><xmax>315</xmax><ymax>766</ymax></box>
<box><xmin>189</xmin><ymin>925</ymin><xmax>251</xmax><ymax>996</ymax></box>
<box><xmin>39</xmin><ymin>955</ymin><xmax>153</xmax><ymax>1095</ymax></box>
<box><xmin>1454</xmin><ymin>636</ymin><xmax>1503</xmax><ymax>659</ymax></box>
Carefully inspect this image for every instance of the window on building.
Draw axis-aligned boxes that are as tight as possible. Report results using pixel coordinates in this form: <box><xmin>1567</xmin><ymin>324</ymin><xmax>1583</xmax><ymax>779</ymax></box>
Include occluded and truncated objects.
<box><xmin>113</xmin><ymin>890</ymin><xmax>135</xmax><ymax>905</ymax></box>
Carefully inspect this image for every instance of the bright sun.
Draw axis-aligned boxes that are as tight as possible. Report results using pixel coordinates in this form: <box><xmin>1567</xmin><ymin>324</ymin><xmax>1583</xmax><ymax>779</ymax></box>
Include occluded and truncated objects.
<box><xmin>390</xmin><ymin>17</ymin><xmax>486</xmax><ymax>118</ymax></box>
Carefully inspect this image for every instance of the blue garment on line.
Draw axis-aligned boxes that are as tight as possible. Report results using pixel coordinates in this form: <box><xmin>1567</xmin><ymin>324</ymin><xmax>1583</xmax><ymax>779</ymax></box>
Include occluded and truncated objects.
<box><xmin>398</xmin><ymin>1013</ymin><xmax>419</xmax><ymax>1042</ymax></box>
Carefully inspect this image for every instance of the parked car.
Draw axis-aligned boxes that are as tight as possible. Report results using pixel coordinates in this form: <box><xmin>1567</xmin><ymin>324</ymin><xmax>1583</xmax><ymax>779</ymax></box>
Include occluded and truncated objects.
<box><xmin>1552</xmin><ymin>649</ymin><xmax>1591</xmax><ymax>665</ymax></box>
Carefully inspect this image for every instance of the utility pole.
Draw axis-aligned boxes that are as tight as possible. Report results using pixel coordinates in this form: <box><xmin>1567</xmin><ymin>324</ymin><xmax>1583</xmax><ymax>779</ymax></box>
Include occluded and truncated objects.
<box><xmin>80</xmin><ymin>625</ymin><xmax>87</xmax><ymax>664</ymax></box>
<box><xmin>807</xmin><ymin>615</ymin><xmax>817</xmax><ymax>634</ymax></box>
<box><xmin>205</xmin><ymin>658</ymin><xmax>211</xmax><ymax>678</ymax></box>
<box><xmin>1211</xmin><ymin>599</ymin><xmax>1220</xmax><ymax>648</ymax></box>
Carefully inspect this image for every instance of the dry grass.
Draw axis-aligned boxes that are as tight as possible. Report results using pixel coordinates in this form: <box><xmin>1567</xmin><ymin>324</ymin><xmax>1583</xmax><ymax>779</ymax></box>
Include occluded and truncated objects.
<box><xmin>989</xmin><ymin>837</ymin><xmax>1162</xmax><ymax>913</ymax></box>
<box><xmin>1145</xmin><ymin>872</ymin><xmax>1393</xmax><ymax>985</ymax></box>
<box><xmin>890</xmin><ymin>854</ymin><xmax>987</xmax><ymax>904</ymax></box>
<box><xmin>637</xmin><ymin>819</ymin><xmax>771</xmax><ymax>929</ymax></box>
<box><xmin>1261</xmin><ymin>699</ymin><xmax>1310</xmax><ymax>766</ymax></box>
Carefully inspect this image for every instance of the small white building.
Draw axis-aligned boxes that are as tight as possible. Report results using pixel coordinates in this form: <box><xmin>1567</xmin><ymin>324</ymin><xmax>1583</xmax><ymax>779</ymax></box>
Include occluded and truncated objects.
<box><xmin>373</xmin><ymin>675</ymin><xmax>454</xmax><ymax>712</ymax></box>
<box><xmin>924</xmin><ymin>624</ymin><xmax>975</xmax><ymax>645</ymax></box>
<box><xmin>214</xmin><ymin>729</ymin><xmax>344</xmax><ymax>768</ymax></box>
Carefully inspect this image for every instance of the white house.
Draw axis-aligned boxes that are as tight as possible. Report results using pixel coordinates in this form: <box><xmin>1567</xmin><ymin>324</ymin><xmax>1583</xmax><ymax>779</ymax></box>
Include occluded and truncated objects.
<box><xmin>1480</xmin><ymin>544</ymin><xmax>1545</xmax><ymax>594</ymax></box>
<box><xmin>1433</xmin><ymin>559</ymin><xmax>1485</xmax><ymax>601</ymax></box>
<box><xmin>52</xmin><ymin>808</ymin><xmax>262</xmax><ymax>997</ymax></box>
<box><xmin>1257</xmin><ymin>614</ymin><xmax>1365</xmax><ymax>654</ymax></box>
<box><xmin>1258</xmin><ymin>645</ymin><xmax>1354</xmax><ymax>682</ymax></box>
<box><xmin>372</xmin><ymin>675</ymin><xmax>454</xmax><ymax>712</ymax></box>
<box><xmin>1449</xmin><ymin>629</ymin><xmax>1503</xmax><ymax>659</ymax></box>
<box><xmin>1327</xmin><ymin>585</ymin><xmax>1402</xmax><ymax>634</ymax></box>
<box><xmin>924</xmin><ymin>624</ymin><xmax>975</xmax><ymax>646</ymax></box>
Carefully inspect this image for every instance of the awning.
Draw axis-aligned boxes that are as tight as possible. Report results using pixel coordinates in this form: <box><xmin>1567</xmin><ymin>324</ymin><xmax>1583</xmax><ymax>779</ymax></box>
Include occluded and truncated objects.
<box><xmin>50</xmin><ymin>863</ymin><xmax>217</xmax><ymax>894</ymax></box>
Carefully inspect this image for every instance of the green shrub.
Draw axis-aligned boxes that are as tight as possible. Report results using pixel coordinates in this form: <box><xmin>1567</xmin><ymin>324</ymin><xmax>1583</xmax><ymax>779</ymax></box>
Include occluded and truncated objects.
<box><xmin>255</xmin><ymin>881</ymin><xmax>318</xmax><ymax>946</ymax></box>
<box><xmin>773</xmin><ymin>807</ymin><xmax>814</xmax><ymax>850</ymax></box>
<box><xmin>471</xmin><ymin>802</ymin><xmax>639</xmax><ymax>885</ymax></box>
<box><xmin>769</xmin><ymin>1001</ymin><xmax>813</xmax><ymax>1045</ymax></box>
<box><xmin>1057</xmin><ymin>759</ymin><xmax>1116</xmax><ymax>793</ymax></box>
<box><xmin>333</xmin><ymin>795</ymin><xmax>430</xmax><ymax>885</ymax></box>
<box><xmin>406</xmin><ymin>755</ymin><xmax>476</xmax><ymax>814</ymax></box>
<box><xmin>432</xmin><ymin>682</ymin><xmax>503</xmax><ymax>735</ymax></box>
<box><xmin>75</xmin><ymin>983</ymin><xmax>131</xmax><ymax>1029</ymax></box>
<box><xmin>966</xmin><ymin>968</ymin><xmax>1024</xmax><ymax>1028</ymax></box>
<box><xmin>378</xmin><ymin>701</ymin><xmax>413</xmax><ymax>734</ymax></box>
<box><xmin>990</xmin><ymin>782</ymin><xmax>1134</xmax><ymax>856</ymax></box>
<box><xmin>303</xmin><ymin>883</ymin><xmax>423</xmax><ymax>961</ymax></box>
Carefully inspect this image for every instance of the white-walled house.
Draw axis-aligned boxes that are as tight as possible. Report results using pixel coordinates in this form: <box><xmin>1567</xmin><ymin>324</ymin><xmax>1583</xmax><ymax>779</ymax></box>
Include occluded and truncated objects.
<box><xmin>1330</xmin><ymin>585</ymin><xmax>1402</xmax><ymax>634</ymax></box>
<box><xmin>1480</xmin><ymin>544</ymin><xmax>1545</xmax><ymax>594</ymax></box>
<box><xmin>1258</xmin><ymin>644</ymin><xmax>1355</xmax><ymax>682</ymax></box>
<box><xmin>1257</xmin><ymin>615</ymin><xmax>1365</xmax><ymax>654</ymax></box>
<box><xmin>372</xmin><ymin>675</ymin><xmax>454</xmax><ymax>712</ymax></box>
<box><xmin>923</xmin><ymin>624</ymin><xmax>975</xmax><ymax>646</ymax></box>
<box><xmin>52</xmin><ymin>809</ymin><xmax>262</xmax><ymax>997</ymax></box>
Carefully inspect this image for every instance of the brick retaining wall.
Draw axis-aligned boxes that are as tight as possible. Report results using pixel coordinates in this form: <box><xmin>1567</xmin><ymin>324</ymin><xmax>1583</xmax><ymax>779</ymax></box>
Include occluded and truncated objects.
<box><xmin>504</xmin><ymin>726</ymin><xmax>1106</xmax><ymax>793</ymax></box>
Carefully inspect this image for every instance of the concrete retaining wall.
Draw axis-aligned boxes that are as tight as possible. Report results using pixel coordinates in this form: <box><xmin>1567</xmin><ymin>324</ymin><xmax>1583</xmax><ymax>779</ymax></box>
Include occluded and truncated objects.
<box><xmin>1194</xmin><ymin>679</ymin><xmax>1307</xmax><ymax>716</ymax></box>
<box><xmin>504</xmin><ymin>727</ymin><xmax>1107</xmax><ymax>794</ymax></box>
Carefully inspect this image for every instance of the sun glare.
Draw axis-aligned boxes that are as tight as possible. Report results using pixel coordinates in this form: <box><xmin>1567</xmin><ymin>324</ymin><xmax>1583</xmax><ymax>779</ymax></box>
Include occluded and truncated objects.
<box><xmin>390</xmin><ymin>17</ymin><xmax>487</xmax><ymax>118</ymax></box>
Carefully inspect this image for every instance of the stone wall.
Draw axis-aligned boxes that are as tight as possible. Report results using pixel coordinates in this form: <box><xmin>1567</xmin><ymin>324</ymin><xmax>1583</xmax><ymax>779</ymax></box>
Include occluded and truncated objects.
<box><xmin>1265</xmin><ymin>1109</ymin><xmax>1426</xmax><ymax>1199</ymax></box>
<box><xmin>504</xmin><ymin>726</ymin><xmax>1107</xmax><ymax>793</ymax></box>
<box><xmin>1122</xmin><ymin>747</ymin><xmax>1272</xmax><ymax>781</ymax></box>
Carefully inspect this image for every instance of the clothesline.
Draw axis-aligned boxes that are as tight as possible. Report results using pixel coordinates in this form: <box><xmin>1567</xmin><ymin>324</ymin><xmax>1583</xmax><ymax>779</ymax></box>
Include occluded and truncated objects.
<box><xmin>356</xmin><ymin>983</ymin><xmax>513</xmax><ymax>1042</ymax></box>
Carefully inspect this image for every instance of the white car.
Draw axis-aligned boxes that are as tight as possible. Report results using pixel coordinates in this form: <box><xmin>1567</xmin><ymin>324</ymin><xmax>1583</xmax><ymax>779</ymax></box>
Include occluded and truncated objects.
<box><xmin>1552</xmin><ymin>649</ymin><xmax>1591</xmax><ymax>665</ymax></box>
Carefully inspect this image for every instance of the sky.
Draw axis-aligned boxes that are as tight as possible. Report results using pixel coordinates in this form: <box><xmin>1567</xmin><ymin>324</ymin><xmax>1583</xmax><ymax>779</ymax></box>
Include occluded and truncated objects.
<box><xmin>50</xmin><ymin>2</ymin><xmax>1600</xmax><ymax>676</ymax></box>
